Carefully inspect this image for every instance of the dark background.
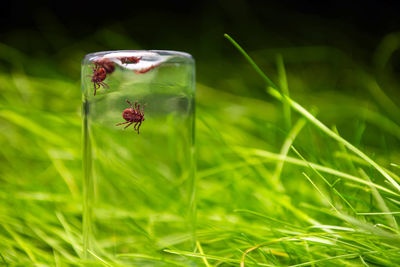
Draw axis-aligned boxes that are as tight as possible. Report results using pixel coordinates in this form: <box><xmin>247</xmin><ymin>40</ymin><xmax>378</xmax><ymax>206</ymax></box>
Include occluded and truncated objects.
<box><xmin>1</xmin><ymin>0</ymin><xmax>400</xmax><ymax>97</ymax></box>
<box><xmin>2</xmin><ymin>1</ymin><xmax>400</xmax><ymax>52</ymax></box>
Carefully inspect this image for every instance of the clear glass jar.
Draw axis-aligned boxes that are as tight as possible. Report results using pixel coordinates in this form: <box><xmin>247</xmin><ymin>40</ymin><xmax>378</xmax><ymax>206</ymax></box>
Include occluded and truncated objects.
<box><xmin>82</xmin><ymin>51</ymin><xmax>196</xmax><ymax>264</ymax></box>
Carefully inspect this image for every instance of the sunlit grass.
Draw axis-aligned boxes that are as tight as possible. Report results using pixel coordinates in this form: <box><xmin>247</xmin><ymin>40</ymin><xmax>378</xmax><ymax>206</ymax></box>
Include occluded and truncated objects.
<box><xmin>0</xmin><ymin>31</ymin><xmax>400</xmax><ymax>266</ymax></box>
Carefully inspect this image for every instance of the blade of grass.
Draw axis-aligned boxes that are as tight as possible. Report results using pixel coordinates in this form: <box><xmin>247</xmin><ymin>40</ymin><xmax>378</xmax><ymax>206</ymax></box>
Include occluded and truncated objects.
<box><xmin>29</xmin><ymin>225</ymin><xmax>77</xmax><ymax>262</ymax></box>
<box><xmin>164</xmin><ymin>249</ymin><xmax>254</xmax><ymax>266</ymax></box>
<box><xmin>276</xmin><ymin>54</ymin><xmax>291</xmax><ymax>130</ymax></box>
<box><xmin>356</xmin><ymin>212</ymin><xmax>400</xmax><ymax>215</ymax></box>
<box><xmin>0</xmin><ymin>253</ymin><xmax>8</xmax><ymax>267</ymax></box>
<box><xmin>332</xmin><ymin>125</ymin><xmax>357</xmax><ymax>173</ymax></box>
<box><xmin>358</xmin><ymin>168</ymin><xmax>398</xmax><ymax>230</ymax></box>
<box><xmin>359</xmin><ymin>255</ymin><xmax>370</xmax><ymax>267</ymax></box>
<box><xmin>360</xmin><ymin>71</ymin><xmax>400</xmax><ymax>120</ymax></box>
<box><xmin>271</xmin><ymin>118</ymin><xmax>307</xmax><ymax>189</ymax></box>
<box><xmin>55</xmin><ymin>212</ymin><xmax>83</xmax><ymax>258</ymax></box>
<box><xmin>239</xmin><ymin>232</ymin><xmax>335</xmax><ymax>267</ymax></box>
<box><xmin>301</xmin><ymin>172</ymin><xmax>339</xmax><ymax>213</ymax></box>
<box><xmin>391</xmin><ymin>163</ymin><xmax>400</xmax><ymax>169</ymax></box>
<box><xmin>291</xmin><ymin>146</ymin><xmax>358</xmax><ymax>214</ymax></box>
<box><xmin>269</xmin><ymin>87</ymin><xmax>400</xmax><ymax>192</ymax></box>
<box><xmin>234</xmin><ymin>147</ymin><xmax>399</xmax><ymax>196</ymax></box>
<box><xmin>47</xmin><ymin>152</ymin><xmax>79</xmax><ymax>198</ymax></box>
<box><xmin>117</xmin><ymin>253</ymin><xmax>188</xmax><ymax>266</ymax></box>
<box><xmin>53</xmin><ymin>250</ymin><xmax>61</xmax><ymax>267</ymax></box>
<box><xmin>87</xmin><ymin>250</ymin><xmax>113</xmax><ymax>267</ymax></box>
<box><xmin>289</xmin><ymin>251</ymin><xmax>378</xmax><ymax>267</ymax></box>
<box><xmin>2</xmin><ymin>224</ymin><xmax>37</xmax><ymax>263</ymax></box>
<box><xmin>224</xmin><ymin>33</ymin><xmax>400</xmax><ymax>193</ymax></box>
<box><xmin>196</xmin><ymin>241</ymin><xmax>212</xmax><ymax>267</ymax></box>
<box><xmin>224</xmin><ymin>34</ymin><xmax>277</xmax><ymax>89</ymax></box>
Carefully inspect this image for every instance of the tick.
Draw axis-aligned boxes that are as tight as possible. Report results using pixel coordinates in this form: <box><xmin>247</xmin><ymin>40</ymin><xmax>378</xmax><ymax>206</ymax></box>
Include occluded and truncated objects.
<box><xmin>93</xmin><ymin>58</ymin><xmax>115</xmax><ymax>74</ymax></box>
<box><xmin>118</xmin><ymin>56</ymin><xmax>142</xmax><ymax>64</ymax></box>
<box><xmin>116</xmin><ymin>100</ymin><xmax>146</xmax><ymax>134</ymax></box>
<box><xmin>87</xmin><ymin>65</ymin><xmax>109</xmax><ymax>96</ymax></box>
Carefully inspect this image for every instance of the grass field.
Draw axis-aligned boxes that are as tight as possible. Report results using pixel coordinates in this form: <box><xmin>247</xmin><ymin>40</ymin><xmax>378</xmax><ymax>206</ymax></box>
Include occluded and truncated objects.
<box><xmin>1</xmin><ymin>32</ymin><xmax>400</xmax><ymax>266</ymax></box>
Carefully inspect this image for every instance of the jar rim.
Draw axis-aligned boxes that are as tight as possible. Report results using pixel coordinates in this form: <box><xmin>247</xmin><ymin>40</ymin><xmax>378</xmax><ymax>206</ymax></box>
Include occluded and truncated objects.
<box><xmin>83</xmin><ymin>50</ymin><xmax>193</xmax><ymax>64</ymax></box>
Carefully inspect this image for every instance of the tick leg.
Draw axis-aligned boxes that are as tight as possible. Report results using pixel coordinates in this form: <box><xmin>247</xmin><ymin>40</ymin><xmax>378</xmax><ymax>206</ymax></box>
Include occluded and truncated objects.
<box><xmin>135</xmin><ymin>102</ymin><xmax>138</xmax><ymax>110</ymax></box>
<box><xmin>100</xmin><ymin>82</ymin><xmax>109</xmax><ymax>88</ymax></box>
<box><xmin>142</xmin><ymin>104</ymin><xmax>146</xmax><ymax>114</ymax></box>
<box><xmin>124</xmin><ymin>122</ymin><xmax>133</xmax><ymax>129</ymax></box>
<box><xmin>126</xmin><ymin>100</ymin><xmax>134</xmax><ymax>109</ymax></box>
<box><xmin>116</xmin><ymin>121</ymin><xmax>129</xmax><ymax>126</ymax></box>
<box><xmin>137</xmin><ymin>121</ymin><xmax>142</xmax><ymax>134</ymax></box>
<box><xmin>93</xmin><ymin>82</ymin><xmax>99</xmax><ymax>96</ymax></box>
<box><xmin>133</xmin><ymin>122</ymin><xmax>139</xmax><ymax>130</ymax></box>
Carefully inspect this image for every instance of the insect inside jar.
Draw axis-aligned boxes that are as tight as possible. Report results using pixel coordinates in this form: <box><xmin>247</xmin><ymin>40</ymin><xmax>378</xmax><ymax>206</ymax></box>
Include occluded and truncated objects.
<box><xmin>115</xmin><ymin>100</ymin><xmax>146</xmax><ymax>134</ymax></box>
<box><xmin>87</xmin><ymin>64</ymin><xmax>109</xmax><ymax>96</ymax></box>
<box><xmin>93</xmin><ymin>58</ymin><xmax>115</xmax><ymax>74</ymax></box>
<box><xmin>118</xmin><ymin>56</ymin><xmax>142</xmax><ymax>64</ymax></box>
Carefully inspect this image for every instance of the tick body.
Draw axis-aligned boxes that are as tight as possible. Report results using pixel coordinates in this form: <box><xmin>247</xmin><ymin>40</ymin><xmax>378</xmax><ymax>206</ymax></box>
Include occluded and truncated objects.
<box><xmin>118</xmin><ymin>56</ymin><xmax>142</xmax><ymax>64</ymax></box>
<box><xmin>94</xmin><ymin>58</ymin><xmax>115</xmax><ymax>74</ymax></box>
<box><xmin>116</xmin><ymin>100</ymin><xmax>146</xmax><ymax>134</ymax></box>
<box><xmin>87</xmin><ymin>65</ymin><xmax>109</xmax><ymax>96</ymax></box>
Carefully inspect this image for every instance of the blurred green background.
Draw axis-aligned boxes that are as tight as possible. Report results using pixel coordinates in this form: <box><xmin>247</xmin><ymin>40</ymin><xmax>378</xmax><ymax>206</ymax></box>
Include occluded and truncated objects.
<box><xmin>2</xmin><ymin>1</ymin><xmax>400</xmax><ymax>266</ymax></box>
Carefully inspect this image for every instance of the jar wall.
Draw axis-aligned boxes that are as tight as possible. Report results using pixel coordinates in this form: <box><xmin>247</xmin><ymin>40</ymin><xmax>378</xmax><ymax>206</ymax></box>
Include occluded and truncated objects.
<box><xmin>82</xmin><ymin>51</ymin><xmax>196</xmax><ymax>264</ymax></box>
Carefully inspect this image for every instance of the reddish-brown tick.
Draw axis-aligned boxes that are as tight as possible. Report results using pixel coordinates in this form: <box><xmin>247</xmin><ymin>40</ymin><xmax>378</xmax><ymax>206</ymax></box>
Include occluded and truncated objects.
<box><xmin>93</xmin><ymin>58</ymin><xmax>115</xmax><ymax>74</ymax></box>
<box><xmin>116</xmin><ymin>100</ymin><xmax>146</xmax><ymax>134</ymax></box>
<box><xmin>87</xmin><ymin>65</ymin><xmax>109</xmax><ymax>96</ymax></box>
<box><xmin>118</xmin><ymin>56</ymin><xmax>142</xmax><ymax>64</ymax></box>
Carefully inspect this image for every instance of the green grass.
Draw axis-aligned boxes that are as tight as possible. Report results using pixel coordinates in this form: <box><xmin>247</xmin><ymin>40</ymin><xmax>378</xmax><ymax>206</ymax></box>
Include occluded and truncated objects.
<box><xmin>1</xmin><ymin>32</ymin><xmax>400</xmax><ymax>266</ymax></box>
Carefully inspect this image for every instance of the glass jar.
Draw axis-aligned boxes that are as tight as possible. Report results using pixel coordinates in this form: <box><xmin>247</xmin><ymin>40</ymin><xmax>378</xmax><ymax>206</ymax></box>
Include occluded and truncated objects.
<box><xmin>82</xmin><ymin>51</ymin><xmax>196</xmax><ymax>265</ymax></box>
